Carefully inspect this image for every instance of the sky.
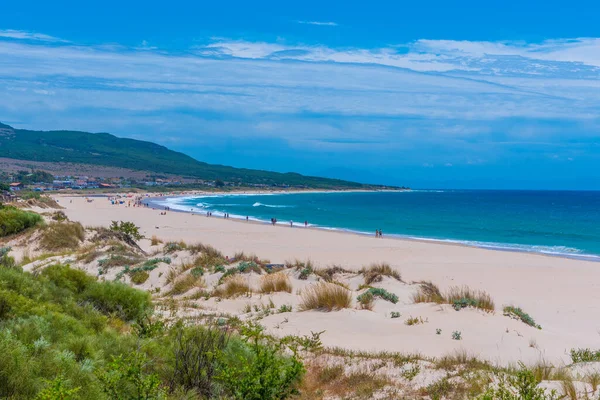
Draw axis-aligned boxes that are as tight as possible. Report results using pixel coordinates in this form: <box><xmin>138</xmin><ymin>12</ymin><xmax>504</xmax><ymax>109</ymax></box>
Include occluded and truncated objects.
<box><xmin>0</xmin><ymin>0</ymin><xmax>599</xmax><ymax>190</ymax></box>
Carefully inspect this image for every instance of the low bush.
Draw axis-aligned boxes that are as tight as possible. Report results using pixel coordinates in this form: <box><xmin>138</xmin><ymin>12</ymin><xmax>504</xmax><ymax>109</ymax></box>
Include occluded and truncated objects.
<box><xmin>357</xmin><ymin>287</ymin><xmax>399</xmax><ymax>304</ymax></box>
<box><xmin>299</xmin><ymin>282</ymin><xmax>352</xmax><ymax>311</ymax></box>
<box><xmin>358</xmin><ymin>291</ymin><xmax>374</xmax><ymax>310</ymax></box>
<box><xmin>260</xmin><ymin>272</ymin><xmax>292</xmax><ymax>294</ymax></box>
<box><xmin>0</xmin><ymin>246</ymin><xmax>16</xmax><ymax>269</ymax></box>
<box><xmin>39</xmin><ymin>221</ymin><xmax>85</xmax><ymax>251</ymax></box>
<box><xmin>130</xmin><ymin>270</ymin><xmax>150</xmax><ymax>285</ymax></box>
<box><xmin>503</xmin><ymin>306</ymin><xmax>541</xmax><ymax>329</ymax></box>
<box><xmin>82</xmin><ymin>280</ymin><xmax>152</xmax><ymax>321</ymax></box>
<box><xmin>360</xmin><ymin>263</ymin><xmax>402</xmax><ymax>285</ymax></box>
<box><xmin>110</xmin><ymin>220</ymin><xmax>144</xmax><ymax>241</ymax></box>
<box><xmin>0</xmin><ymin>206</ymin><xmax>42</xmax><ymax>237</ymax></box>
<box><xmin>478</xmin><ymin>363</ymin><xmax>559</xmax><ymax>399</ymax></box>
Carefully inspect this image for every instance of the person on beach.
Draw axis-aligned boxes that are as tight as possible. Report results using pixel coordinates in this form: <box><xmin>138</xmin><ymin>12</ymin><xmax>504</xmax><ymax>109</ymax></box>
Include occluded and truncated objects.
<box><xmin>304</xmin><ymin>220</ymin><xmax>308</xmax><ymax>227</ymax></box>
<box><xmin>290</xmin><ymin>220</ymin><xmax>293</xmax><ymax>227</ymax></box>
<box><xmin>379</xmin><ymin>229</ymin><xmax>383</xmax><ymax>238</ymax></box>
<box><xmin>375</xmin><ymin>230</ymin><xmax>379</xmax><ymax>238</ymax></box>
<box><xmin>246</xmin><ymin>216</ymin><xmax>249</xmax><ymax>221</ymax></box>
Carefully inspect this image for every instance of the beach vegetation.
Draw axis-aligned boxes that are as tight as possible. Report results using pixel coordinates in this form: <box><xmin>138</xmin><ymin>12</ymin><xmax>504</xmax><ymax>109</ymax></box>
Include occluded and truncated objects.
<box><xmin>447</xmin><ymin>286</ymin><xmax>495</xmax><ymax>312</ymax></box>
<box><xmin>405</xmin><ymin>316</ymin><xmax>427</xmax><ymax>326</ymax></box>
<box><xmin>357</xmin><ymin>287</ymin><xmax>399</xmax><ymax>304</ymax></box>
<box><xmin>412</xmin><ymin>281</ymin><xmax>445</xmax><ymax>304</ymax></box>
<box><xmin>168</xmin><ymin>273</ymin><xmax>204</xmax><ymax>296</ymax></box>
<box><xmin>50</xmin><ymin>210</ymin><xmax>68</xmax><ymax>221</ymax></box>
<box><xmin>39</xmin><ymin>221</ymin><xmax>85</xmax><ymax>251</ymax></box>
<box><xmin>213</xmin><ymin>275</ymin><xmax>251</xmax><ymax>298</ymax></box>
<box><xmin>436</xmin><ymin>328</ymin><xmax>442</xmax><ymax>335</ymax></box>
<box><xmin>278</xmin><ymin>304</ymin><xmax>293</xmax><ymax>313</ymax></box>
<box><xmin>570</xmin><ymin>348</ymin><xmax>600</xmax><ymax>363</ymax></box>
<box><xmin>191</xmin><ymin>266</ymin><xmax>205</xmax><ymax>277</ymax></box>
<box><xmin>358</xmin><ymin>291</ymin><xmax>374</xmax><ymax>310</ymax></box>
<box><xmin>0</xmin><ymin>206</ymin><xmax>43</xmax><ymax>237</ymax></box>
<box><xmin>150</xmin><ymin>235</ymin><xmax>162</xmax><ymax>246</ymax></box>
<box><xmin>0</xmin><ymin>246</ymin><xmax>16</xmax><ymax>269</ymax></box>
<box><xmin>163</xmin><ymin>241</ymin><xmax>187</xmax><ymax>253</ymax></box>
<box><xmin>452</xmin><ymin>331</ymin><xmax>462</xmax><ymax>340</ymax></box>
<box><xmin>187</xmin><ymin>242</ymin><xmax>224</xmax><ymax>259</ymax></box>
<box><xmin>314</xmin><ymin>264</ymin><xmax>352</xmax><ymax>282</ymax></box>
<box><xmin>194</xmin><ymin>251</ymin><xmax>226</xmax><ymax>271</ymax></box>
<box><xmin>503</xmin><ymin>306</ymin><xmax>541</xmax><ymax>329</ymax></box>
<box><xmin>360</xmin><ymin>262</ymin><xmax>402</xmax><ymax>285</ymax></box>
<box><xmin>129</xmin><ymin>270</ymin><xmax>150</xmax><ymax>284</ymax></box>
<box><xmin>287</xmin><ymin>259</ymin><xmax>314</xmax><ymax>280</ymax></box>
<box><xmin>477</xmin><ymin>363</ymin><xmax>559</xmax><ymax>400</ymax></box>
<box><xmin>391</xmin><ymin>311</ymin><xmax>401</xmax><ymax>318</ymax></box>
<box><xmin>109</xmin><ymin>220</ymin><xmax>144</xmax><ymax>241</ymax></box>
<box><xmin>299</xmin><ymin>282</ymin><xmax>352</xmax><ymax>311</ymax></box>
<box><xmin>260</xmin><ymin>272</ymin><xmax>292</xmax><ymax>294</ymax></box>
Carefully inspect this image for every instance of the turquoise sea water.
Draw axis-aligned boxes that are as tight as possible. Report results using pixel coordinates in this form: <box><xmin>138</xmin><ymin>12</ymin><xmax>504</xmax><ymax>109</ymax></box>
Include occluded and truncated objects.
<box><xmin>154</xmin><ymin>190</ymin><xmax>600</xmax><ymax>261</ymax></box>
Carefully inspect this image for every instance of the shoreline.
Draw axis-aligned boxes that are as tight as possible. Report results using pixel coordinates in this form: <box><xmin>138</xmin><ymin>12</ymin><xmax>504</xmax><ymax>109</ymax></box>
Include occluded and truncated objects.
<box><xmin>147</xmin><ymin>193</ymin><xmax>600</xmax><ymax>263</ymax></box>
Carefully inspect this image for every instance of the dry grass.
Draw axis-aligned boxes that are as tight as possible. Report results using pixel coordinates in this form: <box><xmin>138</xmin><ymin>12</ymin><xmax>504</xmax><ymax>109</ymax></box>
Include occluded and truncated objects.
<box><xmin>411</xmin><ymin>281</ymin><xmax>445</xmax><ymax>304</ymax></box>
<box><xmin>39</xmin><ymin>221</ymin><xmax>85</xmax><ymax>251</ymax></box>
<box><xmin>130</xmin><ymin>270</ymin><xmax>150</xmax><ymax>285</ymax></box>
<box><xmin>187</xmin><ymin>242</ymin><xmax>224</xmax><ymax>259</ymax></box>
<box><xmin>360</xmin><ymin>263</ymin><xmax>402</xmax><ymax>285</ymax></box>
<box><xmin>412</xmin><ymin>282</ymin><xmax>495</xmax><ymax>312</ymax></box>
<box><xmin>213</xmin><ymin>275</ymin><xmax>252</xmax><ymax>298</ymax></box>
<box><xmin>299</xmin><ymin>282</ymin><xmax>352</xmax><ymax>311</ymax></box>
<box><xmin>150</xmin><ymin>235</ymin><xmax>162</xmax><ymax>246</ymax></box>
<box><xmin>260</xmin><ymin>272</ymin><xmax>292</xmax><ymax>294</ymax></box>
<box><xmin>314</xmin><ymin>265</ymin><xmax>352</xmax><ymax>282</ymax></box>
<box><xmin>168</xmin><ymin>273</ymin><xmax>204</xmax><ymax>296</ymax></box>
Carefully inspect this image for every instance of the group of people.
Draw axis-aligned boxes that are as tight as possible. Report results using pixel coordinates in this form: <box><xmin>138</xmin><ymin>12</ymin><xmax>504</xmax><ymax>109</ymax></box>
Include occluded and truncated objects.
<box><xmin>375</xmin><ymin>229</ymin><xmax>383</xmax><ymax>238</ymax></box>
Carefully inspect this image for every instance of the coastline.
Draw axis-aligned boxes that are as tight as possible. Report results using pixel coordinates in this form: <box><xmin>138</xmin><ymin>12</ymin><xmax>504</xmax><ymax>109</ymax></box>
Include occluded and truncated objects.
<box><xmin>147</xmin><ymin>192</ymin><xmax>600</xmax><ymax>263</ymax></box>
<box><xmin>47</xmin><ymin>193</ymin><xmax>600</xmax><ymax>365</ymax></box>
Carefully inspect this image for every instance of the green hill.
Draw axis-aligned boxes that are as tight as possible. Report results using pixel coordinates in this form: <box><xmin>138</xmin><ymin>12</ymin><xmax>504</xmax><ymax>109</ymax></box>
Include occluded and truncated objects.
<box><xmin>0</xmin><ymin>123</ymin><xmax>381</xmax><ymax>189</ymax></box>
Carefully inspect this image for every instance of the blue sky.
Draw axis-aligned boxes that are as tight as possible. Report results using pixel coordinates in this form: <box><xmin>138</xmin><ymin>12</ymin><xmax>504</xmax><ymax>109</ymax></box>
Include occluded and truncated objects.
<box><xmin>1</xmin><ymin>0</ymin><xmax>599</xmax><ymax>189</ymax></box>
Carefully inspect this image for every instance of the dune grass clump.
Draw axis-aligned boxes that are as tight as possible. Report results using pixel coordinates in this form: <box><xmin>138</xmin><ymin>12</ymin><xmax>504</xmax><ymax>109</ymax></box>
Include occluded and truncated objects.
<box><xmin>299</xmin><ymin>282</ymin><xmax>352</xmax><ymax>311</ymax></box>
<box><xmin>150</xmin><ymin>235</ymin><xmax>162</xmax><ymax>246</ymax></box>
<box><xmin>169</xmin><ymin>274</ymin><xmax>204</xmax><ymax>296</ymax></box>
<box><xmin>412</xmin><ymin>281</ymin><xmax>445</xmax><ymax>304</ymax></box>
<box><xmin>163</xmin><ymin>241</ymin><xmax>187</xmax><ymax>253</ymax></box>
<box><xmin>39</xmin><ymin>221</ymin><xmax>85</xmax><ymax>251</ymax></box>
<box><xmin>503</xmin><ymin>306</ymin><xmax>541</xmax><ymax>329</ymax></box>
<box><xmin>130</xmin><ymin>270</ymin><xmax>150</xmax><ymax>285</ymax></box>
<box><xmin>188</xmin><ymin>242</ymin><xmax>224</xmax><ymax>259</ymax></box>
<box><xmin>286</xmin><ymin>259</ymin><xmax>314</xmax><ymax>280</ymax></box>
<box><xmin>360</xmin><ymin>263</ymin><xmax>402</xmax><ymax>285</ymax></box>
<box><xmin>0</xmin><ymin>206</ymin><xmax>43</xmax><ymax>237</ymax></box>
<box><xmin>447</xmin><ymin>286</ymin><xmax>495</xmax><ymax>312</ymax></box>
<box><xmin>213</xmin><ymin>275</ymin><xmax>252</xmax><ymax>298</ymax></box>
<box><xmin>314</xmin><ymin>265</ymin><xmax>352</xmax><ymax>282</ymax></box>
<box><xmin>260</xmin><ymin>272</ymin><xmax>292</xmax><ymax>294</ymax></box>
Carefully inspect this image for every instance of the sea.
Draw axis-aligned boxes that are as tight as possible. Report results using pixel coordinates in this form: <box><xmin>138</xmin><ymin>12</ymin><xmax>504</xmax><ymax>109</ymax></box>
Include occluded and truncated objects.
<box><xmin>152</xmin><ymin>190</ymin><xmax>600</xmax><ymax>261</ymax></box>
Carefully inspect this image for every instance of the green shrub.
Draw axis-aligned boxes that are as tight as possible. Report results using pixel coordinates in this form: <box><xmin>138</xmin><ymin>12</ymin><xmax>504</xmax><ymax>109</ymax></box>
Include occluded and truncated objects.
<box><xmin>357</xmin><ymin>287</ymin><xmax>399</xmax><ymax>304</ymax></box>
<box><xmin>110</xmin><ymin>220</ymin><xmax>144</xmax><ymax>241</ymax></box>
<box><xmin>191</xmin><ymin>266</ymin><xmax>205</xmax><ymax>277</ymax></box>
<box><xmin>0</xmin><ymin>246</ymin><xmax>16</xmax><ymax>269</ymax></box>
<box><xmin>503</xmin><ymin>306</ymin><xmax>541</xmax><ymax>329</ymax></box>
<box><xmin>358</xmin><ymin>291</ymin><xmax>374</xmax><ymax>310</ymax></box>
<box><xmin>82</xmin><ymin>281</ymin><xmax>152</xmax><ymax>321</ymax></box>
<box><xmin>570</xmin><ymin>348</ymin><xmax>600</xmax><ymax>363</ymax></box>
<box><xmin>0</xmin><ymin>206</ymin><xmax>42</xmax><ymax>236</ymax></box>
<box><xmin>478</xmin><ymin>363</ymin><xmax>558</xmax><ymax>400</ymax></box>
<box><xmin>130</xmin><ymin>270</ymin><xmax>150</xmax><ymax>285</ymax></box>
<box><xmin>41</xmin><ymin>264</ymin><xmax>95</xmax><ymax>294</ymax></box>
<box><xmin>98</xmin><ymin>352</ymin><xmax>165</xmax><ymax>399</ymax></box>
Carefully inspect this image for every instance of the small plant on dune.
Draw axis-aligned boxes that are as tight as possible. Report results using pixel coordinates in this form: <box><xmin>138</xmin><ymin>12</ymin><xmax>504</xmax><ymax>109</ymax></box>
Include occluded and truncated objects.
<box><xmin>287</xmin><ymin>259</ymin><xmax>314</xmax><ymax>280</ymax></box>
<box><xmin>503</xmin><ymin>306</ymin><xmax>541</xmax><ymax>329</ymax></box>
<box><xmin>260</xmin><ymin>272</ymin><xmax>292</xmax><ymax>294</ymax></box>
<box><xmin>357</xmin><ymin>287</ymin><xmax>399</xmax><ymax>304</ymax></box>
<box><xmin>163</xmin><ymin>241</ymin><xmax>187</xmax><ymax>253</ymax></box>
<box><xmin>213</xmin><ymin>275</ymin><xmax>252</xmax><ymax>298</ymax></box>
<box><xmin>0</xmin><ymin>246</ymin><xmax>16</xmax><ymax>269</ymax></box>
<box><xmin>194</xmin><ymin>252</ymin><xmax>227</xmax><ymax>271</ymax></box>
<box><xmin>401</xmin><ymin>363</ymin><xmax>421</xmax><ymax>381</ymax></box>
<box><xmin>405</xmin><ymin>316</ymin><xmax>427</xmax><ymax>326</ymax></box>
<box><xmin>412</xmin><ymin>281</ymin><xmax>445</xmax><ymax>304</ymax></box>
<box><xmin>299</xmin><ymin>267</ymin><xmax>312</xmax><ymax>280</ymax></box>
<box><xmin>358</xmin><ymin>291</ymin><xmax>374</xmax><ymax>310</ymax></box>
<box><xmin>110</xmin><ymin>220</ymin><xmax>144</xmax><ymax>241</ymax></box>
<box><xmin>39</xmin><ymin>221</ymin><xmax>85</xmax><ymax>251</ymax></box>
<box><xmin>452</xmin><ymin>331</ymin><xmax>462</xmax><ymax>340</ymax></box>
<box><xmin>447</xmin><ymin>286</ymin><xmax>495</xmax><ymax>312</ymax></box>
<box><xmin>169</xmin><ymin>274</ymin><xmax>204</xmax><ymax>296</ymax></box>
<box><xmin>360</xmin><ymin>262</ymin><xmax>402</xmax><ymax>285</ymax></box>
<box><xmin>299</xmin><ymin>282</ymin><xmax>352</xmax><ymax>311</ymax></box>
<box><xmin>237</xmin><ymin>260</ymin><xmax>262</xmax><ymax>274</ymax></box>
<box><xmin>477</xmin><ymin>363</ymin><xmax>559</xmax><ymax>400</ymax></box>
<box><xmin>278</xmin><ymin>304</ymin><xmax>292</xmax><ymax>313</ymax></box>
<box><xmin>51</xmin><ymin>210</ymin><xmax>68</xmax><ymax>222</ymax></box>
<box><xmin>214</xmin><ymin>265</ymin><xmax>226</xmax><ymax>273</ymax></box>
<box><xmin>187</xmin><ymin>242</ymin><xmax>224</xmax><ymax>259</ymax></box>
<box><xmin>436</xmin><ymin>328</ymin><xmax>442</xmax><ymax>335</ymax></box>
<box><xmin>390</xmin><ymin>311</ymin><xmax>401</xmax><ymax>318</ymax></box>
<box><xmin>191</xmin><ymin>266</ymin><xmax>205</xmax><ymax>277</ymax></box>
<box><xmin>150</xmin><ymin>235</ymin><xmax>162</xmax><ymax>246</ymax></box>
<box><xmin>570</xmin><ymin>348</ymin><xmax>600</xmax><ymax>363</ymax></box>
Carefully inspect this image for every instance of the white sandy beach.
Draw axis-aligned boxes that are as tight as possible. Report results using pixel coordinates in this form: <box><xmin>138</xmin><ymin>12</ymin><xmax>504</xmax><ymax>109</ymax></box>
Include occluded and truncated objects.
<box><xmin>54</xmin><ymin>194</ymin><xmax>600</xmax><ymax>366</ymax></box>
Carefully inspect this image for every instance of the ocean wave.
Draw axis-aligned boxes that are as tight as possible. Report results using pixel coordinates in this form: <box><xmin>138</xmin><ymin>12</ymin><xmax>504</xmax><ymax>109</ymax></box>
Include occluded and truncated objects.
<box><xmin>252</xmin><ymin>202</ymin><xmax>291</xmax><ymax>208</ymax></box>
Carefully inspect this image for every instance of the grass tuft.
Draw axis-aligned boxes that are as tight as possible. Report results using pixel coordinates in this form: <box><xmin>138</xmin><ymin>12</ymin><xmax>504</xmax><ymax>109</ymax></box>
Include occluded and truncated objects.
<box><xmin>360</xmin><ymin>263</ymin><xmax>402</xmax><ymax>285</ymax></box>
<box><xmin>299</xmin><ymin>282</ymin><xmax>352</xmax><ymax>311</ymax></box>
<box><xmin>39</xmin><ymin>221</ymin><xmax>85</xmax><ymax>251</ymax></box>
<box><xmin>357</xmin><ymin>287</ymin><xmax>398</xmax><ymax>304</ymax></box>
<box><xmin>503</xmin><ymin>306</ymin><xmax>541</xmax><ymax>329</ymax></box>
<box><xmin>260</xmin><ymin>272</ymin><xmax>292</xmax><ymax>294</ymax></box>
<box><xmin>447</xmin><ymin>286</ymin><xmax>495</xmax><ymax>312</ymax></box>
<box><xmin>168</xmin><ymin>274</ymin><xmax>204</xmax><ymax>296</ymax></box>
<box><xmin>412</xmin><ymin>281</ymin><xmax>444</xmax><ymax>304</ymax></box>
<box><xmin>213</xmin><ymin>275</ymin><xmax>251</xmax><ymax>298</ymax></box>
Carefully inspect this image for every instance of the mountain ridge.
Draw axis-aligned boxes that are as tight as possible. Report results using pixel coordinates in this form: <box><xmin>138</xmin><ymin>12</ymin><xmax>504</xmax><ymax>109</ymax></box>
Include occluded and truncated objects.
<box><xmin>0</xmin><ymin>123</ymin><xmax>390</xmax><ymax>189</ymax></box>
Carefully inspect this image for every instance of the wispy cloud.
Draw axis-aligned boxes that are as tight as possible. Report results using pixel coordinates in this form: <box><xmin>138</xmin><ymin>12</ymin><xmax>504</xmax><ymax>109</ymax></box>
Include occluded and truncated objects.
<box><xmin>0</xmin><ymin>29</ymin><xmax>67</xmax><ymax>43</ymax></box>
<box><xmin>297</xmin><ymin>20</ymin><xmax>338</xmax><ymax>26</ymax></box>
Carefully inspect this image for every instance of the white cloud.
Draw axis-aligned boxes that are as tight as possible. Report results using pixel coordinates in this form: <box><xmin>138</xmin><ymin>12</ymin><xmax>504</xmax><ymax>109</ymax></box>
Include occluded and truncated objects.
<box><xmin>0</xmin><ymin>29</ymin><xmax>67</xmax><ymax>43</ymax></box>
<box><xmin>297</xmin><ymin>21</ymin><xmax>338</xmax><ymax>26</ymax></box>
